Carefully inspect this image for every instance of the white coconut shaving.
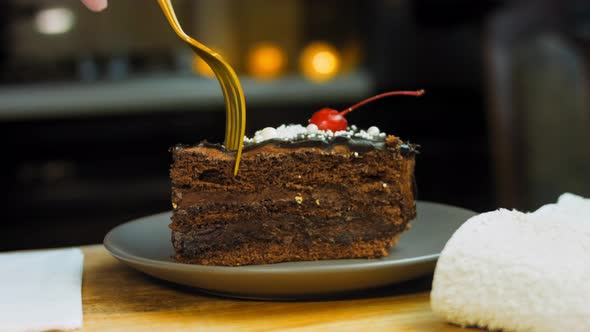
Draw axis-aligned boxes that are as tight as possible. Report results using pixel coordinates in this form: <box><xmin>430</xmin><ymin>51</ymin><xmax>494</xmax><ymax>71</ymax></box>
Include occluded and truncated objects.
<box><xmin>244</xmin><ymin>124</ymin><xmax>387</xmax><ymax>144</ymax></box>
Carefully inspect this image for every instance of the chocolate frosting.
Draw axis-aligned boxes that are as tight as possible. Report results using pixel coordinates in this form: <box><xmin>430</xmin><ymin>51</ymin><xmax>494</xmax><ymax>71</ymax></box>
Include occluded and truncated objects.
<box><xmin>171</xmin><ymin>137</ymin><xmax>419</xmax><ymax>156</ymax></box>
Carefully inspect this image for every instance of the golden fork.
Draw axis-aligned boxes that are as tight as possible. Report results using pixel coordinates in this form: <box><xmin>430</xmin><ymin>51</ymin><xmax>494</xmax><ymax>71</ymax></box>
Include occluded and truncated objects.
<box><xmin>157</xmin><ymin>0</ymin><xmax>246</xmax><ymax>176</ymax></box>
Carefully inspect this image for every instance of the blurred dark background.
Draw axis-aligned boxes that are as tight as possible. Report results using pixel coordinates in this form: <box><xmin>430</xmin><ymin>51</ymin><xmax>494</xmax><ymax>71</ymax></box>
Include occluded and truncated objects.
<box><xmin>1</xmin><ymin>0</ymin><xmax>589</xmax><ymax>250</ymax></box>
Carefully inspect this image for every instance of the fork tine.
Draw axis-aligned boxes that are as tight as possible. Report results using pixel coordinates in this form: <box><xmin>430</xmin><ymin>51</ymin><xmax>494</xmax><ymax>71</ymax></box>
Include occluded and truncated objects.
<box><xmin>209</xmin><ymin>61</ymin><xmax>245</xmax><ymax>175</ymax></box>
<box><xmin>214</xmin><ymin>61</ymin><xmax>245</xmax><ymax>149</ymax></box>
<box><xmin>217</xmin><ymin>64</ymin><xmax>246</xmax><ymax>175</ymax></box>
<box><xmin>158</xmin><ymin>0</ymin><xmax>246</xmax><ymax>175</ymax></box>
<box><xmin>194</xmin><ymin>52</ymin><xmax>243</xmax><ymax>150</ymax></box>
<box><xmin>212</xmin><ymin>64</ymin><xmax>236</xmax><ymax>147</ymax></box>
<box><xmin>210</xmin><ymin>61</ymin><xmax>239</xmax><ymax>148</ymax></box>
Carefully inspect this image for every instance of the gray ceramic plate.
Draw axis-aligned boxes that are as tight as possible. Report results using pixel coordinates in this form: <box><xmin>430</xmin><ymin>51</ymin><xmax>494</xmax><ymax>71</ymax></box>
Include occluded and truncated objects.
<box><xmin>104</xmin><ymin>201</ymin><xmax>475</xmax><ymax>299</ymax></box>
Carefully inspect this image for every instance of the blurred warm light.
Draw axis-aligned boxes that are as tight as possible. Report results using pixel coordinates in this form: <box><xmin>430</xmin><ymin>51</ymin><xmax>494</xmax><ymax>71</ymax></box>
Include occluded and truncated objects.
<box><xmin>247</xmin><ymin>43</ymin><xmax>286</xmax><ymax>80</ymax></box>
<box><xmin>35</xmin><ymin>8</ymin><xmax>75</xmax><ymax>35</ymax></box>
<box><xmin>300</xmin><ymin>42</ymin><xmax>341</xmax><ymax>82</ymax></box>
<box><xmin>313</xmin><ymin>52</ymin><xmax>337</xmax><ymax>73</ymax></box>
<box><xmin>192</xmin><ymin>55</ymin><xmax>215</xmax><ymax>78</ymax></box>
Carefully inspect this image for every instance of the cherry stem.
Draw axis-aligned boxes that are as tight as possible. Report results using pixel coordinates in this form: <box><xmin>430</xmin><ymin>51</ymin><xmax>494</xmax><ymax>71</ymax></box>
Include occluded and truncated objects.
<box><xmin>339</xmin><ymin>89</ymin><xmax>425</xmax><ymax>116</ymax></box>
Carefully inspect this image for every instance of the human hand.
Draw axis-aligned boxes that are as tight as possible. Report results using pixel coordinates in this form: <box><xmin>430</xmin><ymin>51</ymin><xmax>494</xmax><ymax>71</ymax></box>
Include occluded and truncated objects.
<box><xmin>81</xmin><ymin>0</ymin><xmax>108</xmax><ymax>12</ymax></box>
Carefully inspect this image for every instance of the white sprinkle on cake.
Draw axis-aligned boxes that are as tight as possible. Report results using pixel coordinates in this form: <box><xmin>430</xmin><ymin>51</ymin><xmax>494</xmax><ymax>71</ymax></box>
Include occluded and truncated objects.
<box><xmin>244</xmin><ymin>124</ymin><xmax>386</xmax><ymax>144</ymax></box>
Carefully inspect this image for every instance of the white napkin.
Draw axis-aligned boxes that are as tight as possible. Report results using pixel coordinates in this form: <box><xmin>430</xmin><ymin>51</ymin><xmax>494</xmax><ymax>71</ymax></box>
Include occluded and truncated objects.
<box><xmin>0</xmin><ymin>248</ymin><xmax>84</xmax><ymax>332</ymax></box>
<box><xmin>431</xmin><ymin>193</ymin><xmax>590</xmax><ymax>332</ymax></box>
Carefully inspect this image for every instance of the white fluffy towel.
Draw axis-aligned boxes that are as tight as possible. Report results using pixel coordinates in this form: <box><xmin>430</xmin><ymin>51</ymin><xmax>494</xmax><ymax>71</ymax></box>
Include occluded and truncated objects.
<box><xmin>431</xmin><ymin>193</ymin><xmax>590</xmax><ymax>332</ymax></box>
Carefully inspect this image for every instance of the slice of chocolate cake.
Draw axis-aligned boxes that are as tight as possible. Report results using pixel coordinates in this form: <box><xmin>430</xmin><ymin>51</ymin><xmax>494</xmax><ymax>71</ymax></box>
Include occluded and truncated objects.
<box><xmin>170</xmin><ymin>125</ymin><xmax>417</xmax><ymax>266</ymax></box>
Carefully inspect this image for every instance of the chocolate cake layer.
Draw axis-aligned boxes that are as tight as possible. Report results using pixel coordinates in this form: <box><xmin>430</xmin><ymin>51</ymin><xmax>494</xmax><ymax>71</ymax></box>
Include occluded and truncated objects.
<box><xmin>170</xmin><ymin>135</ymin><xmax>417</xmax><ymax>266</ymax></box>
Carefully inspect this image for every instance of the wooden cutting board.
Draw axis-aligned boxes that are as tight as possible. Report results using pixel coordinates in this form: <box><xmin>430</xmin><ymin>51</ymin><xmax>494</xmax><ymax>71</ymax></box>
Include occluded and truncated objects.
<box><xmin>80</xmin><ymin>245</ymin><xmax>477</xmax><ymax>331</ymax></box>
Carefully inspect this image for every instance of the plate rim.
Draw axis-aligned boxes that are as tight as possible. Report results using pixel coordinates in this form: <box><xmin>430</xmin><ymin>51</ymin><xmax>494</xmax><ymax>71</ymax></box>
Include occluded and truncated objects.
<box><xmin>103</xmin><ymin>200</ymin><xmax>475</xmax><ymax>274</ymax></box>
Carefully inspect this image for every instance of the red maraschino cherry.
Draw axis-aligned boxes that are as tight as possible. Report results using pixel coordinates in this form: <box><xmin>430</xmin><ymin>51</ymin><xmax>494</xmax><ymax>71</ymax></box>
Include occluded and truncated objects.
<box><xmin>308</xmin><ymin>90</ymin><xmax>425</xmax><ymax>131</ymax></box>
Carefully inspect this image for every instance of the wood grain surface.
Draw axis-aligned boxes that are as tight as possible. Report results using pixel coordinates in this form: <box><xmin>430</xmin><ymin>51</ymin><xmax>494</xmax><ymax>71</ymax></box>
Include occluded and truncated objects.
<box><xmin>80</xmin><ymin>245</ymin><xmax>477</xmax><ymax>331</ymax></box>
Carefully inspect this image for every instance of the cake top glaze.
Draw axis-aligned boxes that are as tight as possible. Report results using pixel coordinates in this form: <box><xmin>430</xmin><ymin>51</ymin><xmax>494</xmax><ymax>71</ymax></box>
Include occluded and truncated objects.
<box><xmin>171</xmin><ymin>127</ymin><xmax>418</xmax><ymax>157</ymax></box>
